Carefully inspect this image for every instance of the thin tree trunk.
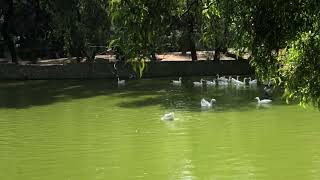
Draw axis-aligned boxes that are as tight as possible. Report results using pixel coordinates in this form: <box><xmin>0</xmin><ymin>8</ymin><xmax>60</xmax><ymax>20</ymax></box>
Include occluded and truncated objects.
<box><xmin>214</xmin><ymin>48</ymin><xmax>220</xmax><ymax>61</ymax></box>
<box><xmin>151</xmin><ymin>51</ymin><xmax>157</xmax><ymax>61</ymax></box>
<box><xmin>190</xmin><ymin>40</ymin><xmax>197</xmax><ymax>61</ymax></box>
<box><xmin>1</xmin><ymin>0</ymin><xmax>17</xmax><ymax>63</ymax></box>
<box><xmin>188</xmin><ymin>19</ymin><xmax>197</xmax><ymax>61</ymax></box>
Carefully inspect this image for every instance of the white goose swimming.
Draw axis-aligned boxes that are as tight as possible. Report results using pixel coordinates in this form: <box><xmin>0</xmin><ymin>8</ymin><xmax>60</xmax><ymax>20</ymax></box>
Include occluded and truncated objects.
<box><xmin>255</xmin><ymin>97</ymin><xmax>272</xmax><ymax>104</ymax></box>
<box><xmin>231</xmin><ymin>76</ymin><xmax>240</xmax><ymax>83</ymax></box>
<box><xmin>217</xmin><ymin>80</ymin><xmax>228</xmax><ymax>86</ymax></box>
<box><xmin>248</xmin><ymin>77</ymin><xmax>257</xmax><ymax>85</ymax></box>
<box><xmin>193</xmin><ymin>79</ymin><xmax>204</xmax><ymax>87</ymax></box>
<box><xmin>206</xmin><ymin>80</ymin><xmax>216</xmax><ymax>86</ymax></box>
<box><xmin>161</xmin><ymin>112</ymin><xmax>175</xmax><ymax>121</ymax></box>
<box><xmin>264</xmin><ymin>86</ymin><xmax>273</xmax><ymax>97</ymax></box>
<box><xmin>172</xmin><ymin>77</ymin><xmax>182</xmax><ymax>86</ymax></box>
<box><xmin>232</xmin><ymin>76</ymin><xmax>246</xmax><ymax>86</ymax></box>
<box><xmin>118</xmin><ymin>78</ymin><xmax>125</xmax><ymax>86</ymax></box>
<box><xmin>217</xmin><ymin>74</ymin><xmax>228</xmax><ymax>82</ymax></box>
<box><xmin>201</xmin><ymin>98</ymin><xmax>216</xmax><ymax>108</ymax></box>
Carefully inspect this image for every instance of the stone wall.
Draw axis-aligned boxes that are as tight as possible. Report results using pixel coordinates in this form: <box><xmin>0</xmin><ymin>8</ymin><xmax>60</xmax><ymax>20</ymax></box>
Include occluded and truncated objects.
<box><xmin>0</xmin><ymin>60</ymin><xmax>254</xmax><ymax>80</ymax></box>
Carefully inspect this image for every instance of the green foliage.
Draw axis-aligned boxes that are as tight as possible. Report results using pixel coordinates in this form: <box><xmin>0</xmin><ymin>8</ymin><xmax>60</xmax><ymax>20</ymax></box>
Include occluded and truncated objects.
<box><xmin>109</xmin><ymin>0</ymin><xmax>178</xmax><ymax>62</ymax></box>
<box><xmin>47</xmin><ymin>0</ymin><xmax>110</xmax><ymax>60</ymax></box>
<box><xmin>3</xmin><ymin>0</ymin><xmax>320</xmax><ymax>108</ymax></box>
<box><xmin>130</xmin><ymin>60</ymin><xmax>146</xmax><ymax>78</ymax></box>
<box><xmin>277</xmin><ymin>29</ymin><xmax>320</xmax><ymax>108</ymax></box>
<box><xmin>200</xmin><ymin>0</ymin><xmax>226</xmax><ymax>50</ymax></box>
<box><xmin>227</xmin><ymin>0</ymin><xmax>320</xmax><ymax>108</ymax></box>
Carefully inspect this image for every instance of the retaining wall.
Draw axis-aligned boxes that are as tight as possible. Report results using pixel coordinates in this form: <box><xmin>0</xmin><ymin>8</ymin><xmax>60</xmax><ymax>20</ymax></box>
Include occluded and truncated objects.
<box><xmin>0</xmin><ymin>60</ymin><xmax>255</xmax><ymax>80</ymax></box>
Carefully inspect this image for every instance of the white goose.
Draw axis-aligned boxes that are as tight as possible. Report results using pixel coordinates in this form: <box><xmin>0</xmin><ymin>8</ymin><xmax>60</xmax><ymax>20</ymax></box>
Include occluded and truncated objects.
<box><xmin>201</xmin><ymin>98</ymin><xmax>216</xmax><ymax>108</ymax></box>
<box><xmin>264</xmin><ymin>86</ymin><xmax>273</xmax><ymax>96</ymax></box>
<box><xmin>172</xmin><ymin>77</ymin><xmax>182</xmax><ymax>86</ymax></box>
<box><xmin>255</xmin><ymin>97</ymin><xmax>272</xmax><ymax>104</ymax></box>
<box><xmin>248</xmin><ymin>77</ymin><xmax>257</xmax><ymax>85</ymax></box>
<box><xmin>231</xmin><ymin>76</ymin><xmax>240</xmax><ymax>83</ymax></box>
<box><xmin>206</xmin><ymin>80</ymin><xmax>216</xmax><ymax>86</ymax></box>
<box><xmin>217</xmin><ymin>80</ymin><xmax>228</xmax><ymax>86</ymax></box>
<box><xmin>228</xmin><ymin>76</ymin><xmax>233</xmax><ymax>82</ymax></box>
<box><xmin>232</xmin><ymin>76</ymin><xmax>246</xmax><ymax>86</ymax></box>
<box><xmin>118</xmin><ymin>78</ymin><xmax>125</xmax><ymax>86</ymax></box>
<box><xmin>193</xmin><ymin>79</ymin><xmax>204</xmax><ymax>87</ymax></box>
<box><xmin>217</xmin><ymin>74</ymin><xmax>228</xmax><ymax>82</ymax></box>
<box><xmin>161</xmin><ymin>112</ymin><xmax>175</xmax><ymax>121</ymax></box>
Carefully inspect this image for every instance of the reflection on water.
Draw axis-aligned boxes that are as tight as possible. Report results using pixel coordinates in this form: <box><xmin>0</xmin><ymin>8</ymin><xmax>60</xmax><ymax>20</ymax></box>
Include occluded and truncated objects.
<box><xmin>0</xmin><ymin>78</ymin><xmax>319</xmax><ymax>180</ymax></box>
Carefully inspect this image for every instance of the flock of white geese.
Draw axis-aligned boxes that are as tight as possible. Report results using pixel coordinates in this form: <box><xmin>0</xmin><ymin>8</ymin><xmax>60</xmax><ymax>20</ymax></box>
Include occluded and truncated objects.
<box><xmin>116</xmin><ymin>75</ymin><xmax>272</xmax><ymax>121</ymax></box>
<box><xmin>162</xmin><ymin>75</ymin><xmax>273</xmax><ymax>121</ymax></box>
<box><xmin>172</xmin><ymin>74</ymin><xmax>259</xmax><ymax>87</ymax></box>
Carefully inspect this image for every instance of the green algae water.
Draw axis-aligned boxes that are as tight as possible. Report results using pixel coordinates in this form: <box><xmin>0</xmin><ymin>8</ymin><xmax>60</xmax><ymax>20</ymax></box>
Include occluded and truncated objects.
<box><xmin>0</xmin><ymin>78</ymin><xmax>319</xmax><ymax>180</ymax></box>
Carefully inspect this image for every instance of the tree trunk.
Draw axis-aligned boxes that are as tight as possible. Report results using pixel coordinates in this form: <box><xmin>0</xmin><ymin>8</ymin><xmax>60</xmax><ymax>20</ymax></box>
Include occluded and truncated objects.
<box><xmin>214</xmin><ymin>48</ymin><xmax>220</xmax><ymax>61</ymax></box>
<box><xmin>151</xmin><ymin>51</ymin><xmax>157</xmax><ymax>61</ymax></box>
<box><xmin>1</xmin><ymin>0</ymin><xmax>17</xmax><ymax>63</ymax></box>
<box><xmin>190</xmin><ymin>40</ymin><xmax>197</xmax><ymax>61</ymax></box>
<box><xmin>188</xmin><ymin>18</ymin><xmax>197</xmax><ymax>61</ymax></box>
<box><xmin>34</xmin><ymin>0</ymin><xmax>42</xmax><ymax>36</ymax></box>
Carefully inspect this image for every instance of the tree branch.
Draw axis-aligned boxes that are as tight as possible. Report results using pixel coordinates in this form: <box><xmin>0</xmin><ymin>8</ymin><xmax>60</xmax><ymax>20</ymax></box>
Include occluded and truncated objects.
<box><xmin>202</xmin><ymin>1</ymin><xmax>216</xmax><ymax>11</ymax></box>
<box><xmin>179</xmin><ymin>0</ymin><xmax>198</xmax><ymax>18</ymax></box>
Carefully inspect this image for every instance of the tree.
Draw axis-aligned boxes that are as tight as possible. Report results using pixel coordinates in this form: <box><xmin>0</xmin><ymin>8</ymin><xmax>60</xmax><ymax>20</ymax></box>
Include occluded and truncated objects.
<box><xmin>230</xmin><ymin>0</ymin><xmax>320</xmax><ymax>108</ymax></box>
<box><xmin>110</xmin><ymin>0</ymin><xmax>222</xmax><ymax>62</ymax></box>
<box><xmin>0</xmin><ymin>0</ymin><xmax>17</xmax><ymax>63</ymax></box>
<box><xmin>45</xmin><ymin>0</ymin><xmax>110</xmax><ymax>61</ymax></box>
<box><xmin>109</xmin><ymin>0</ymin><xmax>179</xmax><ymax>62</ymax></box>
<box><xmin>175</xmin><ymin>0</ymin><xmax>220</xmax><ymax>61</ymax></box>
<box><xmin>200</xmin><ymin>0</ymin><xmax>229</xmax><ymax>61</ymax></box>
<box><xmin>2</xmin><ymin>0</ymin><xmax>320</xmax><ymax>109</ymax></box>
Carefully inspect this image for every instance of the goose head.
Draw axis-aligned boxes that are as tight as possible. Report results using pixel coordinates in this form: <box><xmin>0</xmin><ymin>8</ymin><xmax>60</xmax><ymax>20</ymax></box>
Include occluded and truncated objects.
<box><xmin>255</xmin><ymin>97</ymin><xmax>260</xmax><ymax>101</ymax></box>
<box><xmin>210</xmin><ymin>99</ymin><xmax>217</xmax><ymax>104</ymax></box>
<box><xmin>243</xmin><ymin>77</ymin><xmax>247</xmax><ymax>83</ymax></box>
<box><xmin>179</xmin><ymin>77</ymin><xmax>182</xmax><ymax>81</ymax></box>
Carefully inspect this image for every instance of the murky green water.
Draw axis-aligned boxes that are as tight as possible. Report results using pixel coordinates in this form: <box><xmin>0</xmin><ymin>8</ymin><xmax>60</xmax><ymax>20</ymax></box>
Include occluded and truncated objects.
<box><xmin>0</xmin><ymin>78</ymin><xmax>319</xmax><ymax>180</ymax></box>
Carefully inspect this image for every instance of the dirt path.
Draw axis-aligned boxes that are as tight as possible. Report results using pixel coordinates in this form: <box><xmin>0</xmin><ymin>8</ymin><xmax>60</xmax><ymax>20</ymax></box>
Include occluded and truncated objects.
<box><xmin>1</xmin><ymin>51</ymin><xmax>250</xmax><ymax>65</ymax></box>
<box><xmin>96</xmin><ymin>51</ymin><xmax>250</xmax><ymax>61</ymax></box>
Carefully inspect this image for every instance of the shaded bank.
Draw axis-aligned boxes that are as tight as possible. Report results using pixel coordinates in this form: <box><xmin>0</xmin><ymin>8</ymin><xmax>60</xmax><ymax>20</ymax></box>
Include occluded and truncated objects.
<box><xmin>0</xmin><ymin>60</ymin><xmax>254</xmax><ymax>80</ymax></box>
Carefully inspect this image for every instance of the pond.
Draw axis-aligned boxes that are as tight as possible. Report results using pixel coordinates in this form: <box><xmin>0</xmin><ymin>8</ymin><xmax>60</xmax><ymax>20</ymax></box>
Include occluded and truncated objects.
<box><xmin>0</xmin><ymin>78</ymin><xmax>319</xmax><ymax>180</ymax></box>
